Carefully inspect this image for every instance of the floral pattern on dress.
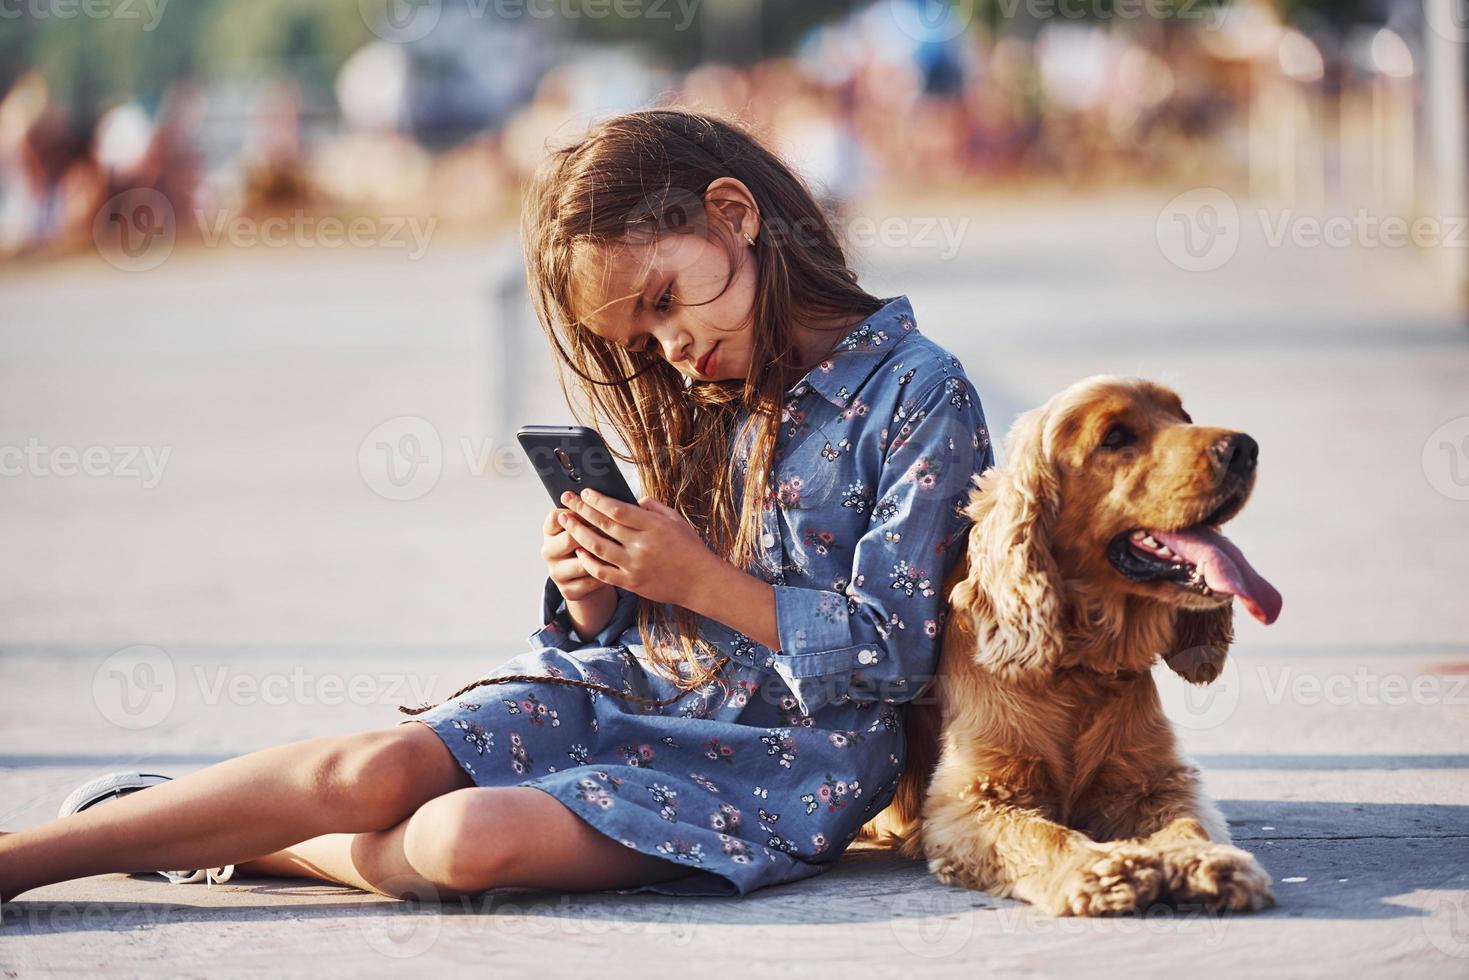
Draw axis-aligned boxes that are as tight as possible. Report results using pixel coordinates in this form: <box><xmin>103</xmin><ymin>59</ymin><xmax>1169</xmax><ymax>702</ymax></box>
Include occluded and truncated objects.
<box><xmin>405</xmin><ymin>295</ymin><xmax>994</xmax><ymax>900</ymax></box>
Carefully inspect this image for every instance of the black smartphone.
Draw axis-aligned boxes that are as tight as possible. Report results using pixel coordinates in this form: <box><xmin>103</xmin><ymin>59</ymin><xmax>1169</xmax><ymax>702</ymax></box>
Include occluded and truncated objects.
<box><xmin>516</xmin><ymin>424</ymin><xmax>640</xmax><ymax>507</ymax></box>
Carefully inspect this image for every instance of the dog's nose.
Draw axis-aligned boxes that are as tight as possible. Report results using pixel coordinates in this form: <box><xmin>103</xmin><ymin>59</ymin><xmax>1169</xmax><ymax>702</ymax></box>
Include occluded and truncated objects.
<box><xmin>1214</xmin><ymin>433</ymin><xmax>1258</xmax><ymax>477</ymax></box>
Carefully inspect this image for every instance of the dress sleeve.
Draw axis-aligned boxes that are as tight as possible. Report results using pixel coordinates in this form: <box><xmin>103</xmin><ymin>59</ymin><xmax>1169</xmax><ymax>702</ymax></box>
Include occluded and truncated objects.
<box><xmin>768</xmin><ymin>374</ymin><xmax>994</xmax><ymax>714</ymax></box>
<box><xmin>527</xmin><ymin>575</ymin><xmax>641</xmax><ymax>650</ymax></box>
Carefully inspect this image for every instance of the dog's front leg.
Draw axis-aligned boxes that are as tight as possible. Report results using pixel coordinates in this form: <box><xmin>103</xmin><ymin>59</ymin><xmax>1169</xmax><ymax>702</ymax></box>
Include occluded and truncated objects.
<box><xmin>922</xmin><ymin>787</ymin><xmax>1164</xmax><ymax>916</ymax></box>
<box><xmin>1106</xmin><ymin>766</ymin><xmax>1274</xmax><ymax>913</ymax></box>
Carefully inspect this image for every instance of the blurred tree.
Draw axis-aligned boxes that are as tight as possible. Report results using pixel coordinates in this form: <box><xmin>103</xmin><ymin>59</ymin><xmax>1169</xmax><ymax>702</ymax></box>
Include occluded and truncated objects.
<box><xmin>563</xmin><ymin>0</ymin><xmax>858</xmax><ymax>66</ymax></box>
<box><xmin>1277</xmin><ymin>0</ymin><xmax>1386</xmax><ymax>28</ymax></box>
<box><xmin>0</xmin><ymin>0</ymin><xmax>371</xmax><ymax>119</ymax></box>
<box><xmin>0</xmin><ymin>0</ymin><xmax>1407</xmax><ymax>123</ymax></box>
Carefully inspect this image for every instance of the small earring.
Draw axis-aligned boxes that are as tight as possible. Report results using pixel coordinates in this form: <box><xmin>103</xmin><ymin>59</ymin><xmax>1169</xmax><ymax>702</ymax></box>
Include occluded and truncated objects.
<box><xmin>743</xmin><ymin>233</ymin><xmax>756</xmax><ymax>247</ymax></box>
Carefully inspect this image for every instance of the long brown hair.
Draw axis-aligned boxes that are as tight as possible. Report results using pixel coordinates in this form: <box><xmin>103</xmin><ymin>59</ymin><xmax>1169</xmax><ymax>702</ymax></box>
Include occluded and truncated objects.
<box><xmin>520</xmin><ymin>107</ymin><xmax>883</xmax><ymax>697</ymax></box>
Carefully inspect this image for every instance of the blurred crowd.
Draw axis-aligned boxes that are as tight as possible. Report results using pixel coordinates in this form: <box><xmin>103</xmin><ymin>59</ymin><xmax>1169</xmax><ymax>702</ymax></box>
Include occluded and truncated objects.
<box><xmin>0</xmin><ymin>0</ymin><xmax>1436</xmax><ymax>261</ymax></box>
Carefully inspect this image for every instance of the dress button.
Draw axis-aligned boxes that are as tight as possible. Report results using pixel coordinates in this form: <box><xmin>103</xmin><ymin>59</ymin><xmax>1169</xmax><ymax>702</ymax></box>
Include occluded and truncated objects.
<box><xmin>761</xmin><ymin>531</ymin><xmax>775</xmax><ymax>549</ymax></box>
<box><xmin>857</xmin><ymin>649</ymin><xmax>877</xmax><ymax>665</ymax></box>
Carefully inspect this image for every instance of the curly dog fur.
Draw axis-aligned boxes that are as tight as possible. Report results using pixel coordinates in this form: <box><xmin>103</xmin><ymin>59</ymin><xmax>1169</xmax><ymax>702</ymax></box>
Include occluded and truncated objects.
<box><xmin>857</xmin><ymin>375</ymin><xmax>1276</xmax><ymax>916</ymax></box>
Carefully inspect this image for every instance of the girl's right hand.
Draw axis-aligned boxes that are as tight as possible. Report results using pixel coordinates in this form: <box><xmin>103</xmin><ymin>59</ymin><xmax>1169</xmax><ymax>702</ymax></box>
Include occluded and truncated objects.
<box><xmin>541</xmin><ymin>507</ymin><xmax>615</xmax><ymax>601</ymax></box>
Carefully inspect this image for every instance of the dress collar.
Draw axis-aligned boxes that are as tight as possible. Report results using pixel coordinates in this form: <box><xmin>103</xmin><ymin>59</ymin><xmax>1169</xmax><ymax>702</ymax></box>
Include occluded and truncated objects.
<box><xmin>784</xmin><ymin>295</ymin><xmax>918</xmax><ymax>408</ymax></box>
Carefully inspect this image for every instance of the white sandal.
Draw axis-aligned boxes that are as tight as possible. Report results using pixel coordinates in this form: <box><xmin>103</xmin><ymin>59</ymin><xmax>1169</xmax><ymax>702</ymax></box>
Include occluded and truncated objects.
<box><xmin>58</xmin><ymin>771</ymin><xmax>236</xmax><ymax>886</ymax></box>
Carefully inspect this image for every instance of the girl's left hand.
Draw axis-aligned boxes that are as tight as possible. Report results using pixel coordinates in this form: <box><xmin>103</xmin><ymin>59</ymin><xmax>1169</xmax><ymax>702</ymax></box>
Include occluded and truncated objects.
<box><xmin>555</xmin><ymin>488</ymin><xmax>723</xmax><ymax>608</ymax></box>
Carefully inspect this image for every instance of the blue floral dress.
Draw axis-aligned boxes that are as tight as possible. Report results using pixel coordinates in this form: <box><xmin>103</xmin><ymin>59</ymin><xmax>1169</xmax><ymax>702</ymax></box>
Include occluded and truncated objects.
<box><xmin>400</xmin><ymin>295</ymin><xmax>994</xmax><ymax>897</ymax></box>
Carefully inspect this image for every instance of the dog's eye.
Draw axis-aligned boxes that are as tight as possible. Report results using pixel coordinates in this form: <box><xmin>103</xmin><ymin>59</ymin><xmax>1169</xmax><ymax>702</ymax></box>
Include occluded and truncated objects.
<box><xmin>1099</xmin><ymin>423</ymin><xmax>1136</xmax><ymax>450</ymax></box>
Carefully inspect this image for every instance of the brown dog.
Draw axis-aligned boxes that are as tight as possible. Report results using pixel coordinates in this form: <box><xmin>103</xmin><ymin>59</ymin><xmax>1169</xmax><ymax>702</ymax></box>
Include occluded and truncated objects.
<box><xmin>858</xmin><ymin>375</ymin><xmax>1283</xmax><ymax>916</ymax></box>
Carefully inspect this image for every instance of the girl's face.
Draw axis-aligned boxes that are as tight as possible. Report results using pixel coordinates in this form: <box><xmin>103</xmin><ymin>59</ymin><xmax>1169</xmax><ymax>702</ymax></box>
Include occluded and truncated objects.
<box><xmin>573</xmin><ymin>198</ymin><xmax>758</xmax><ymax>384</ymax></box>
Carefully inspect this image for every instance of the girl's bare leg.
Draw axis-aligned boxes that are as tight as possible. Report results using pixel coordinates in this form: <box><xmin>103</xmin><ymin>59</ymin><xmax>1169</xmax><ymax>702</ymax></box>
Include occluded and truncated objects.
<box><xmin>0</xmin><ymin>722</ymin><xmax>472</xmax><ymax>902</ymax></box>
<box><xmin>240</xmin><ymin>786</ymin><xmax>696</xmax><ymax>899</ymax></box>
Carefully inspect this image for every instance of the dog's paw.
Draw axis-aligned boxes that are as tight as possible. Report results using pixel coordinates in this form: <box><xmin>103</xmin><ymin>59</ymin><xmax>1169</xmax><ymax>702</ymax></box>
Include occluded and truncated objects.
<box><xmin>1047</xmin><ymin>843</ymin><xmax>1165</xmax><ymax>916</ymax></box>
<box><xmin>1162</xmin><ymin>843</ymin><xmax>1275</xmax><ymax>913</ymax></box>
<box><xmin>926</xmin><ymin>855</ymin><xmax>983</xmax><ymax>891</ymax></box>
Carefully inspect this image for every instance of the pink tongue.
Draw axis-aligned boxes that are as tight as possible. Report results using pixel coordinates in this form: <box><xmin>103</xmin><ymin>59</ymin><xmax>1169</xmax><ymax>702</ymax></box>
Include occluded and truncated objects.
<box><xmin>1152</xmin><ymin>527</ymin><xmax>1283</xmax><ymax>625</ymax></box>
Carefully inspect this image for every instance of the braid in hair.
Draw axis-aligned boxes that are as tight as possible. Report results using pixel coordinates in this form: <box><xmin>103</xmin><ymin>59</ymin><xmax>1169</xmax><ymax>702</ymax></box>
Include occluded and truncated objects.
<box><xmin>397</xmin><ymin>654</ymin><xmax>734</xmax><ymax>714</ymax></box>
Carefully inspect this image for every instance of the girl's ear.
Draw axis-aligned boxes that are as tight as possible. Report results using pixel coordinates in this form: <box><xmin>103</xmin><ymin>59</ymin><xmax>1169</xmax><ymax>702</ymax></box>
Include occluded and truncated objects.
<box><xmin>951</xmin><ymin>407</ymin><xmax>1066</xmax><ymax>677</ymax></box>
<box><xmin>702</xmin><ymin>177</ymin><xmax>760</xmax><ymax>241</ymax></box>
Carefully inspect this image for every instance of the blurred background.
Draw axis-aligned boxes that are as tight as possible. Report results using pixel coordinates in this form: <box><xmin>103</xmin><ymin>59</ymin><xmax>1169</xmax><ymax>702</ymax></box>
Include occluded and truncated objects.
<box><xmin>1</xmin><ymin>0</ymin><xmax>1466</xmax><ymax>664</ymax></box>
<box><xmin>4</xmin><ymin>3</ymin><xmax>1469</xmax><ymax>960</ymax></box>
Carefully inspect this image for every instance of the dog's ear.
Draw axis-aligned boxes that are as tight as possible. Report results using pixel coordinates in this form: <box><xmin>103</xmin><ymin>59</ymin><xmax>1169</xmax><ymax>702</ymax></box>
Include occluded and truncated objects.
<box><xmin>1163</xmin><ymin>603</ymin><xmax>1234</xmax><ymax>684</ymax></box>
<box><xmin>951</xmin><ymin>407</ymin><xmax>1066</xmax><ymax>676</ymax></box>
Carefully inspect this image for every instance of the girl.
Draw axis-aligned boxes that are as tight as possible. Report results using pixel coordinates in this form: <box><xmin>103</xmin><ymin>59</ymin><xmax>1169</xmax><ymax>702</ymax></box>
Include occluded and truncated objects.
<box><xmin>0</xmin><ymin>109</ymin><xmax>993</xmax><ymax>903</ymax></box>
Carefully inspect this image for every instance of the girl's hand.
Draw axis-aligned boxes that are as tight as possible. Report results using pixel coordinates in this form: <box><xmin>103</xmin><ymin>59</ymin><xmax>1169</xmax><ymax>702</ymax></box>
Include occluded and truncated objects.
<box><xmin>556</xmin><ymin>488</ymin><xmax>722</xmax><ymax>608</ymax></box>
<box><xmin>540</xmin><ymin>506</ymin><xmax>615</xmax><ymax>602</ymax></box>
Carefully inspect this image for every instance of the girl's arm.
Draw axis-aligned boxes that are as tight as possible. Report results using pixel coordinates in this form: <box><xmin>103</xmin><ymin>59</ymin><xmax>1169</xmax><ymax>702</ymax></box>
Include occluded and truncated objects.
<box><xmin>685</xmin><ymin>568</ymin><xmax>780</xmax><ymax>650</ymax></box>
<box><xmin>688</xmin><ymin>372</ymin><xmax>993</xmax><ymax>715</ymax></box>
<box><xmin>527</xmin><ymin>577</ymin><xmax>640</xmax><ymax>651</ymax></box>
<box><xmin>566</xmin><ymin>587</ymin><xmax>618</xmax><ymax>642</ymax></box>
